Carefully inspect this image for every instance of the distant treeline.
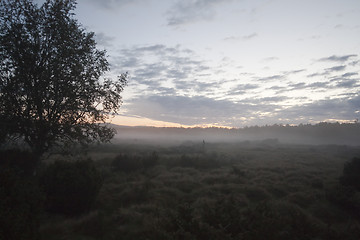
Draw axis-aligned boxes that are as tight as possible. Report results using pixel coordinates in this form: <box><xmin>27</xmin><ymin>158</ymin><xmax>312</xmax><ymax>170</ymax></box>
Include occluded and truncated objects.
<box><xmin>114</xmin><ymin>122</ymin><xmax>360</xmax><ymax>145</ymax></box>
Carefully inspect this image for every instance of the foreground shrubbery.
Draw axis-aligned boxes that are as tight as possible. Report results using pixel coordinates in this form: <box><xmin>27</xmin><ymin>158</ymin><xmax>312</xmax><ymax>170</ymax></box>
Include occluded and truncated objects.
<box><xmin>0</xmin><ymin>150</ymin><xmax>43</xmax><ymax>240</ymax></box>
<box><xmin>39</xmin><ymin>159</ymin><xmax>103</xmax><ymax>216</ymax></box>
<box><xmin>0</xmin><ymin>143</ymin><xmax>354</xmax><ymax>240</ymax></box>
<box><xmin>340</xmin><ymin>157</ymin><xmax>360</xmax><ymax>191</ymax></box>
<box><xmin>325</xmin><ymin>157</ymin><xmax>360</xmax><ymax>219</ymax></box>
<box><xmin>156</xmin><ymin>198</ymin><xmax>328</xmax><ymax>240</ymax></box>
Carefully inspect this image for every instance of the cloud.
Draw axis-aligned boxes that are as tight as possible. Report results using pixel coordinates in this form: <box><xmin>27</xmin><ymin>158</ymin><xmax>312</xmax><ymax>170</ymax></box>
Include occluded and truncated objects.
<box><xmin>126</xmin><ymin>95</ymin><xmax>234</xmax><ymax>125</ymax></box>
<box><xmin>282</xmin><ymin>69</ymin><xmax>305</xmax><ymax>75</ymax></box>
<box><xmin>224</xmin><ymin>33</ymin><xmax>258</xmax><ymax>41</ymax></box>
<box><xmin>307</xmin><ymin>81</ymin><xmax>330</xmax><ymax>89</ymax></box>
<box><xmin>227</xmin><ymin>83</ymin><xmax>260</xmax><ymax>96</ymax></box>
<box><xmin>306</xmin><ymin>72</ymin><xmax>327</xmax><ymax>78</ymax></box>
<box><xmin>111</xmin><ymin>44</ymin><xmax>214</xmax><ymax>97</ymax></box>
<box><xmin>124</xmin><ymin>91</ymin><xmax>360</xmax><ymax>127</ymax></box>
<box><xmin>307</xmin><ymin>65</ymin><xmax>347</xmax><ymax>78</ymax></box>
<box><xmin>242</xmin><ymin>33</ymin><xmax>258</xmax><ymax>40</ymax></box>
<box><xmin>325</xmin><ymin>65</ymin><xmax>346</xmax><ymax>72</ymax></box>
<box><xmin>279</xmin><ymin>96</ymin><xmax>360</xmax><ymax>123</ymax></box>
<box><xmin>318</xmin><ymin>54</ymin><xmax>357</xmax><ymax>62</ymax></box>
<box><xmin>335</xmin><ymin>79</ymin><xmax>359</xmax><ymax>88</ymax></box>
<box><xmin>288</xmin><ymin>82</ymin><xmax>306</xmax><ymax>89</ymax></box>
<box><xmin>341</xmin><ymin>72</ymin><xmax>358</xmax><ymax>78</ymax></box>
<box><xmin>257</xmin><ymin>75</ymin><xmax>285</xmax><ymax>82</ymax></box>
<box><xmin>242</xmin><ymin>96</ymin><xmax>289</xmax><ymax>104</ymax></box>
<box><xmin>262</xmin><ymin>57</ymin><xmax>279</xmax><ymax>62</ymax></box>
<box><xmin>94</xmin><ymin>32</ymin><xmax>115</xmax><ymax>47</ymax></box>
<box><xmin>349</xmin><ymin>60</ymin><xmax>359</xmax><ymax>66</ymax></box>
<box><xmin>86</xmin><ymin>0</ymin><xmax>144</xmax><ymax>9</ymax></box>
<box><xmin>126</xmin><ymin>94</ymin><xmax>277</xmax><ymax>126</ymax></box>
<box><xmin>115</xmin><ymin>48</ymin><xmax>360</xmax><ymax>127</ymax></box>
<box><xmin>166</xmin><ymin>0</ymin><xmax>233</xmax><ymax>26</ymax></box>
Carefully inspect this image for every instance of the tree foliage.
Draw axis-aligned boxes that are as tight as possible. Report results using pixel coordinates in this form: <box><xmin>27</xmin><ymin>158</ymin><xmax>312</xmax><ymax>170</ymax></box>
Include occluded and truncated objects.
<box><xmin>0</xmin><ymin>0</ymin><xmax>127</xmax><ymax>156</ymax></box>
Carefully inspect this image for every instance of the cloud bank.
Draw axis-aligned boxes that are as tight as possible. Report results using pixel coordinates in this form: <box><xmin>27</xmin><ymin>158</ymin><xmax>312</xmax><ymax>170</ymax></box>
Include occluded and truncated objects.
<box><xmin>110</xmin><ymin>44</ymin><xmax>360</xmax><ymax>126</ymax></box>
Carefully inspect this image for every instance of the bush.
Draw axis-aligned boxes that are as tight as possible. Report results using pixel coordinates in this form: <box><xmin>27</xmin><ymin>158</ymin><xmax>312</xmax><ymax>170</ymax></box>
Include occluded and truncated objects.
<box><xmin>175</xmin><ymin>154</ymin><xmax>220</xmax><ymax>169</ymax></box>
<box><xmin>40</xmin><ymin>159</ymin><xmax>102</xmax><ymax>216</ymax></box>
<box><xmin>326</xmin><ymin>184</ymin><xmax>360</xmax><ymax>218</ymax></box>
<box><xmin>143</xmin><ymin>151</ymin><xmax>159</xmax><ymax>169</ymax></box>
<box><xmin>112</xmin><ymin>152</ymin><xmax>159</xmax><ymax>172</ymax></box>
<box><xmin>340</xmin><ymin>157</ymin><xmax>360</xmax><ymax>191</ymax></box>
<box><xmin>112</xmin><ymin>153</ymin><xmax>143</xmax><ymax>172</ymax></box>
<box><xmin>240</xmin><ymin>201</ymin><xmax>326</xmax><ymax>240</ymax></box>
<box><xmin>0</xmin><ymin>150</ymin><xmax>43</xmax><ymax>240</ymax></box>
<box><xmin>0</xmin><ymin>149</ymin><xmax>39</xmax><ymax>176</ymax></box>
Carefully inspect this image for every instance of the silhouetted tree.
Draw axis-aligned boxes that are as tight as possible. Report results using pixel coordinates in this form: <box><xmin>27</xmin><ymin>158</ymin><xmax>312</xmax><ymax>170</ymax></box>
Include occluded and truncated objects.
<box><xmin>0</xmin><ymin>0</ymin><xmax>127</xmax><ymax>158</ymax></box>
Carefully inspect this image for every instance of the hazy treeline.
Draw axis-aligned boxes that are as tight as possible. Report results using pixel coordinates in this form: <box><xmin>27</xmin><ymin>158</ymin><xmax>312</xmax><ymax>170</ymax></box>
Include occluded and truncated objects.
<box><xmin>114</xmin><ymin>122</ymin><xmax>360</xmax><ymax>145</ymax></box>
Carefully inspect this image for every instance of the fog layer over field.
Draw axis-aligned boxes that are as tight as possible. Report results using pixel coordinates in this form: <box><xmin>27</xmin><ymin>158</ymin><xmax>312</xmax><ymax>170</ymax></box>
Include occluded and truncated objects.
<box><xmin>113</xmin><ymin>122</ymin><xmax>360</xmax><ymax>146</ymax></box>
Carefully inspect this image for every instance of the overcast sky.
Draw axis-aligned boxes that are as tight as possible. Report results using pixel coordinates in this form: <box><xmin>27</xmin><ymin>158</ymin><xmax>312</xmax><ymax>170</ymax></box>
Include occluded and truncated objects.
<box><xmin>39</xmin><ymin>0</ymin><xmax>360</xmax><ymax>127</ymax></box>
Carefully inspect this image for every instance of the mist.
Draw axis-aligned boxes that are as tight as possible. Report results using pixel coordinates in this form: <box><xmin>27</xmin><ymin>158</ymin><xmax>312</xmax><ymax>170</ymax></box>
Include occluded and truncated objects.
<box><xmin>113</xmin><ymin>122</ymin><xmax>360</xmax><ymax>146</ymax></box>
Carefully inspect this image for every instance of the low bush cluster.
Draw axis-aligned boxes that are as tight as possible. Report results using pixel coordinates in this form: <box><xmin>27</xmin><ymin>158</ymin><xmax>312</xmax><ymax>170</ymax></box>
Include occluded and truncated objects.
<box><xmin>325</xmin><ymin>157</ymin><xmax>360</xmax><ymax>219</ymax></box>
<box><xmin>39</xmin><ymin>159</ymin><xmax>103</xmax><ymax>216</ymax></box>
<box><xmin>340</xmin><ymin>157</ymin><xmax>360</xmax><ymax>191</ymax></box>
<box><xmin>112</xmin><ymin>152</ymin><xmax>159</xmax><ymax>172</ymax></box>
<box><xmin>155</xmin><ymin>198</ymin><xmax>327</xmax><ymax>240</ymax></box>
<box><xmin>0</xmin><ymin>150</ymin><xmax>43</xmax><ymax>240</ymax></box>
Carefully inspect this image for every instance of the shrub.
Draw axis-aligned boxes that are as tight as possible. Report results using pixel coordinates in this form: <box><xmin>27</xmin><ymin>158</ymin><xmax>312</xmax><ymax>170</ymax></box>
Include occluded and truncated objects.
<box><xmin>40</xmin><ymin>159</ymin><xmax>102</xmax><ymax>216</ymax></box>
<box><xmin>340</xmin><ymin>157</ymin><xmax>360</xmax><ymax>191</ymax></box>
<box><xmin>0</xmin><ymin>149</ymin><xmax>39</xmax><ymax>176</ymax></box>
<box><xmin>326</xmin><ymin>184</ymin><xmax>360</xmax><ymax>218</ymax></box>
<box><xmin>112</xmin><ymin>153</ymin><xmax>143</xmax><ymax>172</ymax></box>
<box><xmin>240</xmin><ymin>200</ymin><xmax>326</xmax><ymax>240</ymax></box>
<box><xmin>112</xmin><ymin>152</ymin><xmax>160</xmax><ymax>172</ymax></box>
<box><xmin>176</xmin><ymin>154</ymin><xmax>220</xmax><ymax>169</ymax></box>
<box><xmin>143</xmin><ymin>151</ymin><xmax>159</xmax><ymax>169</ymax></box>
<box><xmin>0</xmin><ymin>150</ymin><xmax>43</xmax><ymax>240</ymax></box>
<box><xmin>310</xmin><ymin>178</ymin><xmax>324</xmax><ymax>189</ymax></box>
<box><xmin>197</xmin><ymin>195</ymin><xmax>246</xmax><ymax>237</ymax></box>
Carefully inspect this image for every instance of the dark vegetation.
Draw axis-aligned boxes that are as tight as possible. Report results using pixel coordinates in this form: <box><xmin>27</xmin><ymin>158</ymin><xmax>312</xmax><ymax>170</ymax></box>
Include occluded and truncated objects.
<box><xmin>1</xmin><ymin>129</ymin><xmax>360</xmax><ymax>239</ymax></box>
<box><xmin>34</xmin><ymin>141</ymin><xmax>360</xmax><ymax>239</ymax></box>
<box><xmin>0</xmin><ymin>151</ymin><xmax>43</xmax><ymax>240</ymax></box>
<box><xmin>39</xmin><ymin>159</ymin><xmax>103</xmax><ymax>216</ymax></box>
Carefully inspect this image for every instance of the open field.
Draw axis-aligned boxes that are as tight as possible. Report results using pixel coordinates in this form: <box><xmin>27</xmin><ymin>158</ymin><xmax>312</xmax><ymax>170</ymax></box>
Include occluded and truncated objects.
<box><xmin>40</xmin><ymin>140</ymin><xmax>360</xmax><ymax>239</ymax></box>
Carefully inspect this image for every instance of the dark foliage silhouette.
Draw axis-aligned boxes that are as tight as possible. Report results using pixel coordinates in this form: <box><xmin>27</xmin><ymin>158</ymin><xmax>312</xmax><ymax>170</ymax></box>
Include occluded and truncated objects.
<box><xmin>340</xmin><ymin>157</ymin><xmax>360</xmax><ymax>191</ymax></box>
<box><xmin>39</xmin><ymin>159</ymin><xmax>102</xmax><ymax>216</ymax></box>
<box><xmin>112</xmin><ymin>152</ymin><xmax>159</xmax><ymax>172</ymax></box>
<box><xmin>143</xmin><ymin>151</ymin><xmax>159</xmax><ymax>169</ymax></box>
<box><xmin>0</xmin><ymin>149</ymin><xmax>39</xmax><ymax>175</ymax></box>
<box><xmin>325</xmin><ymin>157</ymin><xmax>360</xmax><ymax>219</ymax></box>
<box><xmin>112</xmin><ymin>153</ymin><xmax>144</xmax><ymax>172</ymax></box>
<box><xmin>0</xmin><ymin>151</ymin><xmax>44</xmax><ymax>240</ymax></box>
<box><xmin>0</xmin><ymin>0</ymin><xmax>127</xmax><ymax>158</ymax></box>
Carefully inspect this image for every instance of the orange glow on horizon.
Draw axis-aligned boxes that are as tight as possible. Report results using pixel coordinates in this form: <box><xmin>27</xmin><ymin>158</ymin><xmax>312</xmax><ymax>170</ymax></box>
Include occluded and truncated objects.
<box><xmin>108</xmin><ymin>115</ymin><xmax>232</xmax><ymax>128</ymax></box>
<box><xmin>109</xmin><ymin>115</ymin><xmax>188</xmax><ymax>128</ymax></box>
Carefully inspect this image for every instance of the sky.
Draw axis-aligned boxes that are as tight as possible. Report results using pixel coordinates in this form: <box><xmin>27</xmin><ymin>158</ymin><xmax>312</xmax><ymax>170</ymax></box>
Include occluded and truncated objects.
<box><xmin>37</xmin><ymin>0</ymin><xmax>360</xmax><ymax>128</ymax></box>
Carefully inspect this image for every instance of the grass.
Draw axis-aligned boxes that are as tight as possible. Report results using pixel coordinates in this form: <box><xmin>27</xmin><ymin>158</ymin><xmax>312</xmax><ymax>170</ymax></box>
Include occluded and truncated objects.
<box><xmin>40</xmin><ymin>141</ymin><xmax>360</xmax><ymax>239</ymax></box>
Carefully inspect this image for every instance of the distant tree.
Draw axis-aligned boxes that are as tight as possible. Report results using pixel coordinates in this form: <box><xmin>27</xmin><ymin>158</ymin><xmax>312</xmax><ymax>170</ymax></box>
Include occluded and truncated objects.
<box><xmin>0</xmin><ymin>0</ymin><xmax>127</xmax><ymax>158</ymax></box>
